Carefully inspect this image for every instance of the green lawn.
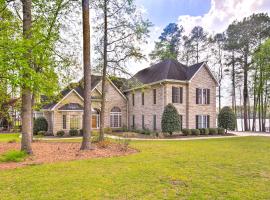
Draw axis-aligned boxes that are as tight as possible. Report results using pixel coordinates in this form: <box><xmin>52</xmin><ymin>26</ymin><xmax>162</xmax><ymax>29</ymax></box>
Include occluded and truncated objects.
<box><xmin>0</xmin><ymin>133</ymin><xmax>20</xmax><ymax>142</ymax></box>
<box><xmin>0</xmin><ymin>135</ymin><xmax>270</xmax><ymax>199</ymax></box>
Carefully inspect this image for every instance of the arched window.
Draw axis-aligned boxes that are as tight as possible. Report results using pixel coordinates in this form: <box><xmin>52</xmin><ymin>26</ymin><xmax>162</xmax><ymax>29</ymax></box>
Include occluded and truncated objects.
<box><xmin>110</xmin><ymin>107</ymin><xmax>121</xmax><ymax>128</ymax></box>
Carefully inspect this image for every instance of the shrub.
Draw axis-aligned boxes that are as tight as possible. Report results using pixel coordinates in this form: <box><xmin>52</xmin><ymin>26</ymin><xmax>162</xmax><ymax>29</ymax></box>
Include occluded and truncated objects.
<box><xmin>218</xmin><ymin>106</ymin><xmax>236</xmax><ymax>133</ymax></box>
<box><xmin>209</xmin><ymin>128</ymin><xmax>218</xmax><ymax>135</ymax></box>
<box><xmin>182</xmin><ymin>128</ymin><xmax>191</xmax><ymax>136</ymax></box>
<box><xmin>199</xmin><ymin>128</ymin><xmax>209</xmax><ymax>135</ymax></box>
<box><xmin>0</xmin><ymin>150</ymin><xmax>28</xmax><ymax>163</ymax></box>
<box><xmin>79</xmin><ymin>129</ymin><xmax>83</xmax><ymax>136</ymax></box>
<box><xmin>56</xmin><ymin>130</ymin><xmax>65</xmax><ymax>137</ymax></box>
<box><xmin>69</xmin><ymin>129</ymin><xmax>79</xmax><ymax>136</ymax></box>
<box><xmin>104</xmin><ymin>127</ymin><xmax>112</xmax><ymax>134</ymax></box>
<box><xmin>141</xmin><ymin>128</ymin><xmax>151</xmax><ymax>135</ymax></box>
<box><xmin>191</xmin><ymin>129</ymin><xmax>200</xmax><ymax>136</ymax></box>
<box><xmin>37</xmin><ymin>131</ymin><xmax>46</xmax><ymax>136</ymax></box>
<box><xmin>122</xmin><ymin>125</ymin><xmax>128</xmax><ymax>132</ymax></box>
<box><xmin>161</xmin><ymin>103</ymin><xmax>181</xmax><ymax>135</ymax></box>
<box><xmin>33</xmin><ymin>117</ymin><xmax>48</xmax><ymax>135</ymax></box>
<box><xmin>218</xmin><ymin>128</ymin><xmax>225</xmax><ymax>134</ymax></box>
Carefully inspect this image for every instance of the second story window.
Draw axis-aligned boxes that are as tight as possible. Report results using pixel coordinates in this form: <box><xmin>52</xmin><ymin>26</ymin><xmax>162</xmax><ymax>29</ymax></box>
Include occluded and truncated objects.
<box><xmin>132</xmin><ymin>93</ymin><xmax>135</xmax><ymax>106</ymax></box>
<box><xmin>196</xmin><ymin>88</ymin><xmax>210</xmax><ymax>104</ymax></box>
<box><xmin>172</xmin><ymin>87</ymin><xmax>183</xmax><ymax>103</ymax></box>
<box><xmin>142</xmin><ymin>92</ymin><xmax>144</xmax><ymax>105</ymax></box>
<box><xmin>153</xmin><ymin>89</ymin><xmax>156</xmax><ymax>104</ymax></box>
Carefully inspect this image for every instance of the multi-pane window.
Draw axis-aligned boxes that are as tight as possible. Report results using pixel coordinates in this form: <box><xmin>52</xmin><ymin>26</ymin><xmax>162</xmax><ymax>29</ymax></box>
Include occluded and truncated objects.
<box><xmin>70</xmin><ymin>115</ymin><xmax>80</xmax><ymax>129</ymax></box>
<box><xmin>142</xmin><ymin>92</ymin><xmax>144</xmax><ymax>105</ymax></box>
<box><xmin>153</xmin><ymin>89</ymin><xmax>156</xmax><ymax>104</ymax></box>
<box><xmin>62</xmin><ymin>115</ymin><xmax>67</xmax><ymax>129</ymax></box>
<box><xmin>153</xmin><ymin>115</ymin><xmax>156</xmax><ymax>130</ymax></box>
<box><xmin>142</xmin><ymin>115</ymin><xmax>145</xmax><ymax>129</ymax></box>
<box><xmin>132</xmin><ymin>93</ymin><xmax>135</xmax><ymax>106</ymax></box>
<box><xmin>196</xmin><ymin>88</ymin><xmax>210</xmax><ymax>104</ymax></box>
<box><xmin>110</xmin><ymin>107</ymin><xmax>122</xmax><ymax>128</ymax></box>
<box><xmin>196</xmin><ymin>115</ymin><xmax>210</xmax><ymax>128</ymax></box>
<box><xmin>172</xmin><ymin>87</ymin><xmax>183</xmax><ymax>103</ymax></box>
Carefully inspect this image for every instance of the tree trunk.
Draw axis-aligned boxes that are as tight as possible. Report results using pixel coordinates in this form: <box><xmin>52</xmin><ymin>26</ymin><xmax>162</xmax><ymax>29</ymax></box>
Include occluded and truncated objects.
<box><xmin>99</xmin><ymin>0</ymin><xmax>108</xmax><ymax>141</ymax></box>
<box><xmin>21</xmin><ymin>0</ymin><xmax>33</xmax><ymax>154</ymax></box>
<box><xmin>231</xmin><ymin>51</ymin><xmax>237</xmax><ymax>130</ymax></box>
<box><xmin>243</xmin><ymin>50</ymin><xmax>249</xmax><ymax>131</ymax></box>
<box><xmin>81</xmin><ymin>0</ymin><xmax>92</xmax><ymax>150</ymax></box>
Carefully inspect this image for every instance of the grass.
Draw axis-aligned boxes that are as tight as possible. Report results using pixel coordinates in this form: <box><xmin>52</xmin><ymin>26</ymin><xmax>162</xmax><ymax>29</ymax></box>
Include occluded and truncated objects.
<box><xmin>0</xmin><ymin>133</ymin><xmax>20</xmax><ymax>142</ymax></box>
<box><xmin>0</xmin><ymin>150</ymin><xmax>28</xmax><ymax>163</ymax></box>
<box><xmin>0</xmin><ymin>135</ymin><xmax>270</xmax><ymax>199</ymax></box>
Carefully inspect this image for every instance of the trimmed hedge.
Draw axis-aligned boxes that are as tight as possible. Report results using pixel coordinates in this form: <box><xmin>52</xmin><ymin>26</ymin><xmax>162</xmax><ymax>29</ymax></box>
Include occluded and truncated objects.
<box><xmin>69</xmin><ymin>129</ymin><xmax>79</xmax><ymax>136</ymax></box>
<box><xmin>56</xmin><ymin>130</ymin><xmax>65</xmax><ymax>137</ymax></box>
<box><xmin>218</xmin><ymin>128</ymin><xmax>225</xmax><ymax>134</ymax></box>
<box><xmin>33</xmin><ymin>117</ymin><xmax>48</xmax><ymax>135</ymax></box>
<box><xmin>209</xmin><ymin>128</ymin><xmax>218</xmax><ymax>135</ymax></box>
<box><xmin>182</xmin><ymin>128</ymin><xmax>191</xmax><ymax>136</ymax></box>
<box><xmin>199</xmin><ymin>128</ymin><xmax>209</xmax><ymax>135</ymax></box>
<box><xmin>191</xmin><ymin>129</ymin><xmax>200</xmax><ymax>136</ymax></box>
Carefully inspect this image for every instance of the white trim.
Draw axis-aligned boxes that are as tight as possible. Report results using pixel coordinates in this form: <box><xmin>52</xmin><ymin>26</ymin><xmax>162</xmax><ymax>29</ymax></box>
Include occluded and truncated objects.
<box><xmin>123</xmin><ymin>79</ymin><xmax>187</xmax><ymax>92</ymax></box>
<box><xmin>51</xmin><ymin>89</ymin><xmax>84</xmax><ymax>111</ymax></box>
<box><xmin>58</xmin><ymin>110</ymin><xmax>83</xmax><ymax>112</ymax></box>
<box><xmin>188</xmin><ymin>62</ymin><xmax>219</xmax><ymax>85</ymax></box>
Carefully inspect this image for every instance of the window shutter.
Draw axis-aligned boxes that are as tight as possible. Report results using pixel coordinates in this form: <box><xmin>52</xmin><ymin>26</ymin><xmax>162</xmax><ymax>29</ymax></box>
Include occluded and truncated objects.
<box><xmin>153</xmin><ymin>115</ymin><xmax>156</xmax><ymax>130</ymax></box>
<box><xmin>153</xmin><ymin>89</ymin><xmax>156</xmax><ymax>104</ymax></box>
<box><xmin>207</xmin><ymin>115</ymin><xmax>210</xmax><ymax>128</ymax></box>
<box><xmin>196</xmin><ymin>88</ymin><xmax>199</xmax><ymax>104</ymax></box>
<box><xmin>142</xmin><ymin>115</ymin><xmax>144</xmax><ymax>129</ymax></box>
<box><xmin>142</xmin><ymin>92</ymin><xmax>144</xmax><ymax>105</ymax></box>
<box><xmin>207</xmin><ymin>89</ymin><xmax>210</xmax><ymax>104</ymax></box>
<box><xmin>132</xmin><ymin>93</ymin><xmax>135</xmax><ymax>106</ymax></box>
<box><xmin>180</xmin><ymin>87</ymin><xmax>183</xmax><ymax>104</ymax></box>
<box><xmin>196</xmin><ymin>115</ymin><xmax>199</xmax><ymax>129</ymax></box>
<box><xmin>179</xmin><ymin>115</ymin><xmax>182</xmax><ymax>130</ymax></box>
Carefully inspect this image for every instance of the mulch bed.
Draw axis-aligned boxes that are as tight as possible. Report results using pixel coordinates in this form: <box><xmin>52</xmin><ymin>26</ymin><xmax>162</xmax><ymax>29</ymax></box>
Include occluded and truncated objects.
<box><xmin>0</xmin><ymin>141</ymin><xmax>137</xmax><ymax>170</ymax></box>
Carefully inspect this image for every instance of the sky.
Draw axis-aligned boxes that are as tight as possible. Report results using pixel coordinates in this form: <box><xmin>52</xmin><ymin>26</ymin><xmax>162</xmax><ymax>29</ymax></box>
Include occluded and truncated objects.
<box><xmin>128</xmin><ymin>0</ymin><xmax>270</xmax><ymax>106</ymax></box>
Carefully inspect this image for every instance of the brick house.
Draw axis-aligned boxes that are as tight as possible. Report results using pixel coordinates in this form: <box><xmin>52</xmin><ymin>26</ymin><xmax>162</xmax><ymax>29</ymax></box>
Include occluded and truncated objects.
<box><xmin>42</xmin><ymin>59</ymin><xmax>218</xmax><ymax>135</ymax></box>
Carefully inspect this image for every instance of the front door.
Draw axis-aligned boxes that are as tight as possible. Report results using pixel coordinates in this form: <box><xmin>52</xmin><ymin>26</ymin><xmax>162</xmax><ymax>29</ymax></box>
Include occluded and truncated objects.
<box><xmin>91</xmin><ymin>115</ymin><xmax>99</xmax><ymax>129</ymax></box>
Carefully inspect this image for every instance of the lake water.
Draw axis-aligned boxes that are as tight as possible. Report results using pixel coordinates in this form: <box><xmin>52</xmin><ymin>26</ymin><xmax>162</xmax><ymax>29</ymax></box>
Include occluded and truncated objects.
<box><xmin>236</xmin><ymin>118</ymin><xmax>270</xmax><ymax>132</ymax></box>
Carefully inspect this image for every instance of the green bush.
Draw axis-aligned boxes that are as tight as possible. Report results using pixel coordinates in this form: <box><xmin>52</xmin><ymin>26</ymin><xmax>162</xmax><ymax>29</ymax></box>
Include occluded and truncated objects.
<box><xmin>141</xmin><ymin>128</ymin><xmax>151</xmax><ymax>135</ymax></box>
<box><xmin>79</xmin><ymin>129</ymin><xmax>83</xmax><ymax>136</ymax></box>
<box><xmin>218</xmin><ymin>128</ymin><xmax>225</xmax><ymax>134</ymax></box>
<box><xmin>218</xmin><ymin>106</ymin><xmax>236</xmax><ymax>133</ymax></box>
<box><xmin>69</xmin><ymin>129</ymin><xmax>79</xmax><ymax>136</ymax></box>
<box><xmin>122</xmin><ymin>125</ymin><xmax>128</xmax><ymax>132</ymax></box>
<box><xmin>209</xmin><ymin>128</ymin><xmax>218</xmax><ymax>135</ymax></box>
<box><xmin>161</xmin><ymin>103</ymin><xmax>181</xmax><ymax>135</ymax></box>
<box><xmin>191</xmin><ymin>129</ymin><xmax>200</xmax><ymax>136</ymax></box>
<box><xmin>182</xmin><ymin>129</ymin><xmax>191</xmax><ymax>136</ymax></box>
<box><xmin>0</xmin><ymin>150</ymin><xmax>28</xmax><ymax>163</ymax></box>
<box><xmin>33</xmin><ymin>117</ymin><xmax>48</xmax><ymax>135</ymax></box>
<box><xmin>56</xmin><ymin>130</ymin><xmax>65</xmax><ymax>137</ymax></box>
<box><xmin>37</xmin><ymin>131</ymin><xmax>46</xmax><ymax>136</ymax></box>
<box><xmin>104</xmin><ymin>127</ymin><xmax>112</xmax><ymax>134</ymax></box>
<box><xmin>199</xmin><ymin>128</ymin><xmax>209</xmax><ymax>135</ymax></box>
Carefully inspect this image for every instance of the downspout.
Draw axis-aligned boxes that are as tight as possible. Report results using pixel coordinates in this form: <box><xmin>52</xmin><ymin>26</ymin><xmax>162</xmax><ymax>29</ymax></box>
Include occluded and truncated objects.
<box><xmin>126</xmin><ymin>94</ymin><xmax>129</xmax><ymax>129</ymax></box>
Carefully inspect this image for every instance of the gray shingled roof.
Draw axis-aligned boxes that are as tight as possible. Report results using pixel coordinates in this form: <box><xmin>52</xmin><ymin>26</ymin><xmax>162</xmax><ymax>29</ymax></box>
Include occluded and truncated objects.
<box><xmin>133</xmin><ymin>59</ymin><xmax>204</xmax><ymax>84</ymax></box>
<box><xmin>58</xmin><ymin>103</ymin><xmax>83</xmax><ymax>111</ymax></box>
<box><xmin>42</xmin><ymin>75</ymin><xmax>102</xmax><ymax>110</ymax></box>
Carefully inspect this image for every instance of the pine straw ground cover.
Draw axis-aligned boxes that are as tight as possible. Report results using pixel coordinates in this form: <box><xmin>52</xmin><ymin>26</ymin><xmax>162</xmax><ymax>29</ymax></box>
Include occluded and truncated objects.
<box><xmin>0</xmin><ymin>139</ymin><xmax>137</xmax><ymax>170</ymax></box>
<box><xmin>0</xmin><ymin>134</ymin><xmax>270</xmax><ymax>199</ymax></box>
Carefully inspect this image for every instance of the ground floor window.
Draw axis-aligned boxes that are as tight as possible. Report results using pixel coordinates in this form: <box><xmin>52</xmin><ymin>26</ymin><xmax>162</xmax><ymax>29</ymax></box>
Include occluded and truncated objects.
<box><xmin>62</xmin><ymin>115</ymin><xmax>67</xmax><ymax>129</ymax></box>
<box><xmin>70</xmin><ymin>115</ymin><xmax>80</xmax><ymax>129</ymax></box>
<box><xmin>179</xmin><ymin>115</ymin><xmax>183</xmax><ymax>130</ymax></box>
<box><xmin>196</xmin><ymin>115</ymin><xmax>210</xmax><ymax>129</ymax></box>
<box><xmin>110</xmin><ymin>107</ymin><xmax>122</xmax><ymax>128</ymax></box>
<box><xmin>153</xmin><ymin>115</ymin><xmax>156</xmax><ymax>130</ymax></box>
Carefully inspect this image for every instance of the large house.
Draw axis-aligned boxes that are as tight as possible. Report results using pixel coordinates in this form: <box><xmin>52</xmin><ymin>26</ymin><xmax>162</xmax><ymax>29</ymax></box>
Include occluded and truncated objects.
<box><xmin>42</xmin><ymin>59</ymin><xmax>218</xmax><ymax>135</ymax></box>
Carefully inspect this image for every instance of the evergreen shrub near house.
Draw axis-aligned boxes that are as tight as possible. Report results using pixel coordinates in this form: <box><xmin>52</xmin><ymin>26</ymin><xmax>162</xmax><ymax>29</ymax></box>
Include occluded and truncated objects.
<box><xmin>209</xmin><ymin>128</ymin><xmax>218</xmax><ymax>135</ymax></box>
<box><xmin>69</xmin><ymin>129</ymin><xmax>79</xmax><ymax>136</ymax></box>
<box><xmin>161</xmin><ymin>103</ymin><xmax>181</xmax><ymax>135</ymax></box>
<box><xmin>56</xmin><ymin>130</ymin><xmax>65</xmax><ymax>137</ymax></box>
<box><xmin>191</xmin><ymin>129</ymin><xmax>200</xmax><ymax>136</ymax></box>
<box><xmin>33</xmin><ymin>117</ymin><xmax>48</xmax><ymax>135</ymax></box>
<box><xmin>182</xmin><ymin>128</ymin><xmax>191</xmax><ymax>136</ymax></box>
<box><xmin>37</xmin><ymin>131</ymin><xmax>46</xmax><ymax>137</ymax></box>
<box><xmin>218</xmin><ymin>128</ymin><xmax>225</xmax><ymax>134</ymax></box>
<box><xmin>218</xmin><ymin>106</ymin><xmax>236</xmax><ymax>133</ymax></box>
<box><xmin>199</xmin><ymin>128</ymin><xmax>209</xmax><ymax>135</ymax></box>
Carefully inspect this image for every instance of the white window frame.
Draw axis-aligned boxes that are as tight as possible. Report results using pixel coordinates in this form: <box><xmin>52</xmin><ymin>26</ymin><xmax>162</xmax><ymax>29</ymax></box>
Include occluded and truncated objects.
<box><xmin>197</xmin><ymin>115</ymin><xmax>209</xmax><ymax>128</ymax></box>
<box><xmin>110</xmin><ymin>112</ymin><xmax>122</xmax><ymax>128</ymax></box>
<box><xmin>198</xmin><ymin>88</ymin><xmax>208</xmax><ymax>105</ymax></box>
<box><xmin>70</xmin><ymin>115</ymin><xmax>80</xmax><ymax>129</ymax></box>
